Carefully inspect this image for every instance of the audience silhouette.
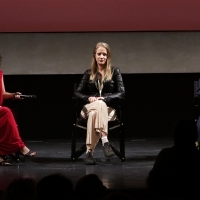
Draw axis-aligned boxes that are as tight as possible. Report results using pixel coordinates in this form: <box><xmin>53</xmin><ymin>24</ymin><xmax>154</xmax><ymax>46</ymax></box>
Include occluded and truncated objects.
<box><xmin>104</xmin><ymin>190</ymin><xmax>134</xmax><ymax>200</ymax></box>
<box><xmin>1</xmin><ymin>177</ymin><xmax>37</xmax><ymax>200</ymax></box>
<box><xmin>146</xmin><ymin>119</ymin><xmax>200</xmax><ymax>199</ymax></box>
<box><xmin>36</xmin><ymin>173</ymin><xmax>74</xmax><ymax>200</ymax></box>
<box><xmin>75</xmin><ymin>174</ymin><xmax>107</xmax><ymax>200</ymax></box>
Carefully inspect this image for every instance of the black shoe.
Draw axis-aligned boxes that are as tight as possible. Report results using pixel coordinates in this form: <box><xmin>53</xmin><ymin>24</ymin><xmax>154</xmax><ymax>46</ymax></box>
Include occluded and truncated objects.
<box><xmin>102</xmin><ymin>142</ymin><xmax>115</xmax><ymax>157</ymax></box>
<box><xmin>84</xmin><ymin>152</ymin><xmax>96</xmax><ymax>165</ymax></box>
<box><xmin>16</xmin><ymin>150</ymin><xmax>36</xmax><ymax>157</ymax></box>
<box><xmin>0</xmin><ymin>160</ymin><xmax>11</xmax><ymax>166</ymax></box>
<box><xmin>8</xmin><ymin>153</ymin><xmax>20</xmax><ymax>163</ymax></box>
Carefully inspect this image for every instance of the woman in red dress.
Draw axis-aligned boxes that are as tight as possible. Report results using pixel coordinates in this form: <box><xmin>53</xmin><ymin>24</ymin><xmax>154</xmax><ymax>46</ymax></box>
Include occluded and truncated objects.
<box><xmin>0</xmin><ymin>54</ymin><xmax>36</xmax><ymax>166</ymax></box>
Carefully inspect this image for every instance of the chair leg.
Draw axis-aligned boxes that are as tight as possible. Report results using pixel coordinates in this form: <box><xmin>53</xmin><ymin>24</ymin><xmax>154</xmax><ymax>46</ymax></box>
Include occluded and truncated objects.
<box><xmin>73</xmin><ymin>144</ymin><xmax>86</xmax><ymax>159</ymax></box>
<box><xmin>8</xmin><ymin>153</ymin><xmax>20</xmax><ymax>163</ymax></box>
<box><xmin>110</xmin><ymin>143</ymin><xmax>123</xmax><ymax>159</ymax></box>
<box><xmin>71</xmin><ymin>124</ymin><xmax>77</xmax><ymax>161</ymax></box>
<box><xmin>71</xmin><ymin>124</ymin><xmax>87</xmax><ymax>161</ymax></box>
<box><xmin>119</xmin><ymin>124</ymin><xmax>125</xmax><ymax>162</ymax></box>
<box><xmin>109</xmin><ymin>124</ymin><xmax>125</xmax><ymax>162</ymax></box>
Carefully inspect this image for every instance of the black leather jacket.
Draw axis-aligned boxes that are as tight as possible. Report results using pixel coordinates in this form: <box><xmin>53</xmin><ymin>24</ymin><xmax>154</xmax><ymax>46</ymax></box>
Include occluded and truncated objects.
<box><xmin>74</xmin><ymin>67</ymin><xmax>125</xmax><ymax>107</ymax></box>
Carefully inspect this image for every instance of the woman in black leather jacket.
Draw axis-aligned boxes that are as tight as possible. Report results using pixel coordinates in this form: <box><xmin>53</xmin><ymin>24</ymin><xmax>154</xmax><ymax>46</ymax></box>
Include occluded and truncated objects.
<box><xmin>74</xmin><ymin>42</ymin><xmax>125</xmax><ymax>165</ymax></box>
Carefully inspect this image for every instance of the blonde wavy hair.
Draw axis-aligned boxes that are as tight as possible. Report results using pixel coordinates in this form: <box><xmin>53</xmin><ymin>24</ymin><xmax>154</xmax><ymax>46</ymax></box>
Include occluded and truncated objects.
<box><xmin>90</xmin><ymin>42</ymin><xmax>112</xmax><ymax>81</ymax></box>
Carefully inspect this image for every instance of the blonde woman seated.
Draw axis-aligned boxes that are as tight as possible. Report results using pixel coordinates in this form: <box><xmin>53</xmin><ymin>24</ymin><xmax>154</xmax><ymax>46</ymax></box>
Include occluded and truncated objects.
<box><xmin>74</xmin><ymin>42</ymin><xmax>125</xmax><ymax>165</ymax></box>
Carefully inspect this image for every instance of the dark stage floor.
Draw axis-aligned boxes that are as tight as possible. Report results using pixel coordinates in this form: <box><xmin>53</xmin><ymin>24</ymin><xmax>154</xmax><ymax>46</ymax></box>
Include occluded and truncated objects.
<box><xmin>0</xmin><ymin>137</ymin><xmax>173</xmax><ymax>193</ymax></box>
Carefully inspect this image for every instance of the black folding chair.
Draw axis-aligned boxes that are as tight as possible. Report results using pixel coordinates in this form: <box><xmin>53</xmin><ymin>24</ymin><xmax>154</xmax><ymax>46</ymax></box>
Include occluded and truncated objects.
<box><xmin>71</xmin><ymin>96</ymin><xmax>125</xmax><ymax>162</ymax></box>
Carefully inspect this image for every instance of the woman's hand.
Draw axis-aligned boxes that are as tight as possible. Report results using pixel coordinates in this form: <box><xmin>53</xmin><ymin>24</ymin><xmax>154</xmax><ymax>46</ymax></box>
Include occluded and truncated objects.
<box><xmin>88</xmin><ymin>97</ymin><xmax>98</xmax><ymax>103</ymax></box>
<box><xmin>88</xmin><ymin>96</ymin><xmax>105</xmax><ymax>103</ymax></box>
<box><xmin>14</xmin><ymin>92</ymin><xmax>22</xmax><ymax>99</ymax></box>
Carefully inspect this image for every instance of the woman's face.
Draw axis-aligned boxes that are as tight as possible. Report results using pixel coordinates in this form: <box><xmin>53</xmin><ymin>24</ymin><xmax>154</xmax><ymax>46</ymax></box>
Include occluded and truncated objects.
<box><xmin>95</xmin><ymin>46</ymin><xmax>107</xmax><ymax>66</ymax></box>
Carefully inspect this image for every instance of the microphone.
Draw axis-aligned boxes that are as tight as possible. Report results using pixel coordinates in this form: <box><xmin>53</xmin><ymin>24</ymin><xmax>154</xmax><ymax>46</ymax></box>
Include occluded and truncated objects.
<box><xmin>19</xmin><ymin>94</ymin><xmax>37</xmax><ymax>99</ymax></box>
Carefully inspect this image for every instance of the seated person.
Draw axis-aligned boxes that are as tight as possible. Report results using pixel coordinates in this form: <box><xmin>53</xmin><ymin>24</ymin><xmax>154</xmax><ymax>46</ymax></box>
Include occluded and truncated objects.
<box><xmin>0</xmin><ymin>53</ymin><xmax>36</xmax><ymax>166</ymax></box>
<box><xmin>74</xmin><ymin>42</ymin><xmax>125</xmax><ymax>165</ymax></box>
<box><xmin>196</xmin><ymin>79</ymin><xmax>200</xmax><ymax>147</ymax></box>
<box><xmin>147</xmin><ymin>119</ymin><xmax>200</xmax><ymax>199</ymax></box>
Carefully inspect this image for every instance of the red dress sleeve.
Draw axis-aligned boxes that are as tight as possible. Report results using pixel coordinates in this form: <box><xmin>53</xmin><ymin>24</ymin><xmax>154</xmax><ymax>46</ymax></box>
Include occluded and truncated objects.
<box><xmin>0</xmin><ymin>70</ymin><xmax>3</xmax><ymax>105</ymax></box>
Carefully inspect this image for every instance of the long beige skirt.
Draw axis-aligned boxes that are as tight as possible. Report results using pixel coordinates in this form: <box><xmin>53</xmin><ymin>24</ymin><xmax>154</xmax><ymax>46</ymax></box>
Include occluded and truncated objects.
<box><xmin>80</xmin><ymin>100</ymin><xmax>116</xmax><ymax>151</ymax></box>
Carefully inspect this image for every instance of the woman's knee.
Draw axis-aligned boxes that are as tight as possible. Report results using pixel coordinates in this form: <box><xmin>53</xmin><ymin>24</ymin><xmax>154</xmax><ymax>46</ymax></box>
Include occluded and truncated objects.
<box><xmin>95</xmin><ymin>100</ymin><xmax>107</xmax><ymax>109</ymax></box>
<box><xmin>98</xmin><ymin>100</ymin><xmax>106</xmax><ymax>105</ymax></box>
<box><xmin>89</xmin><ymin>110</ymin><xmax>97</xmax><ymax>117</ymax></box>
<box><xmin>0</xmin><ymin>106</ymin><xmax>13</xmax><ymax>116</ymax></box>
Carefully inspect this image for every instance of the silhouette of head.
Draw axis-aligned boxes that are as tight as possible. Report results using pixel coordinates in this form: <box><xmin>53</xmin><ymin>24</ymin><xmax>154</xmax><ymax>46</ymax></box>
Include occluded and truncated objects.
<box><xmin>173</xmin><ymin>119</ymin><xmax>198</xmax><ymax>146</ymax></box>
<box><xmin>2</xmin><ymin>177</ymin><xmax>37</xmax><ymax>200</ymax></box>
<box><xmin>37</xmin><ymin>173</ymin><xmax>73</xmax><ymax>200</ymax></box>
<box><xmin>75</xmin><ymin>174</ymin><xmax>107</xmax><ymax>200</ymax></box>
<box><xmin>104</xmin><ymin>191</ymin><xmax>134</xmax><ymax>200</ymax></box>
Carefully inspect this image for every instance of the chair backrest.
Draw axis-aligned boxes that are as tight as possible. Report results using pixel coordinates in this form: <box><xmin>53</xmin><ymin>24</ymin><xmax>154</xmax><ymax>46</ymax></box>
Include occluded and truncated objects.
<box><xmin>71</xmin><ymin>88</ymin><xmax>126</xmax><ymax>162</ymax></box>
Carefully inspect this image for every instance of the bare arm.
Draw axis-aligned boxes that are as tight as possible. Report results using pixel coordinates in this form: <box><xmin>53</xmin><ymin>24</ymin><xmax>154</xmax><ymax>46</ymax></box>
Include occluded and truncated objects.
<box><xmin>2</xmin><ymin>76</ymin><xmax>21</xmax><ymax>100</ymax></box>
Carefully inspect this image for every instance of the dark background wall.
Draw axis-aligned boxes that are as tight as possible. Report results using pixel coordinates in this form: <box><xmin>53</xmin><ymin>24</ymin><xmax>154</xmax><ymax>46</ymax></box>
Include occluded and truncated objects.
<box><xmin>3</xmin><ymin>73</ymin><xmax>199</xmax><ymax>140</ymax></box>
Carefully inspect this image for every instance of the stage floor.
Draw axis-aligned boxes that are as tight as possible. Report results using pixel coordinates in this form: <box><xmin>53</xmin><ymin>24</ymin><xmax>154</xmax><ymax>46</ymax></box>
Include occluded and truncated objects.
<box><xmin>0</xmin><ymin>137</ymin><xmax>173</xmax><ymax>192</ymax></box>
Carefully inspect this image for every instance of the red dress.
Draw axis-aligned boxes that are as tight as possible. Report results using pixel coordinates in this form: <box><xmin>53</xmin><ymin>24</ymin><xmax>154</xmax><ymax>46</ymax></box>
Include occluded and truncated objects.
<box><xmin>0</xmin><ymin>70</ymin><xmax>25</xmax><ymax>155</ymax></box>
